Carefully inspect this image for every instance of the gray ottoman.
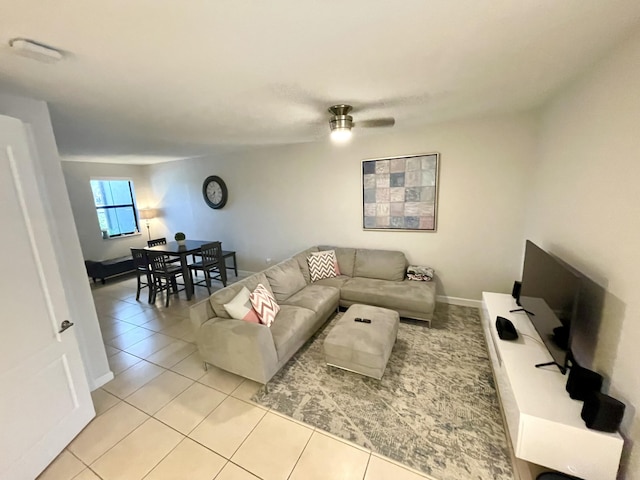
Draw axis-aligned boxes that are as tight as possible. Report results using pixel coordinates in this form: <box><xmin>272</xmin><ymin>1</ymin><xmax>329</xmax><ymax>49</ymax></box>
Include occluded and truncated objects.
<box><xmin>324</xmin><ymin>304</ymin><xmax>399</xmax><ymax>379</ymax></box>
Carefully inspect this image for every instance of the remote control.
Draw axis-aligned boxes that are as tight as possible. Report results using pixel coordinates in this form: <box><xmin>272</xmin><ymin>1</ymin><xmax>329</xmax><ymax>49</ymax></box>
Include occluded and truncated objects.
<box><xmin>354</xmin><ymin>318</ymin><xmax>371</xmax><ymax>323</ymax></box>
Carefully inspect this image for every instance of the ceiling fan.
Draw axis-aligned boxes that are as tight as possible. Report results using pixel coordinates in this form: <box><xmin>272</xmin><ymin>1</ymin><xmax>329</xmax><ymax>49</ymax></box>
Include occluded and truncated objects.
<box><xmin>327</xmin><ymin>104</ymin><xmax>395</xmax><ymax>142</ymax></box>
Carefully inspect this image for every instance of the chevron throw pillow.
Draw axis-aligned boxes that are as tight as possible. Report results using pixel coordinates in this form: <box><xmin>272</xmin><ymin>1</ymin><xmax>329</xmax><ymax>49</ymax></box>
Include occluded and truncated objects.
<box><xmin>311</xmin><ymin>249</ymin><xmax>341</xmax><ymax>276</ymax></box>
<box><xmin>307</xmin><ymin>251</ymin><xmax>338</xmax><ymax>282</ymax></box>
<box><xmin>250</xmin><ymin>283</ymin><xmax>280</xmax><ymax>327</ymax></box>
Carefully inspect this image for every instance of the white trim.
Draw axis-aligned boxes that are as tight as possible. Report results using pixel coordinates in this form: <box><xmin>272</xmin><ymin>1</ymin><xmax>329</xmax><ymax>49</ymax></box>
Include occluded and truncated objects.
<box><xmin>103</xmin><ymin>231</ymin><xmax>142</xmax><ymax>240</ymax></box>
<box><xmin>89</xmin><ymin>371</ymin><xmax>114</xmax><ymax>390</ymax></box>
<box><xmin>436</xmin><ymin>295</ymin><xmax>482</xmax><ymax>308</ymax></box>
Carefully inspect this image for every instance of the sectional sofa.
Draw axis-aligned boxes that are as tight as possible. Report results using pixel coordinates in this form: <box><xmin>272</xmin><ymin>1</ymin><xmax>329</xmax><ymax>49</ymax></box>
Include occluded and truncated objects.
<box><xmin>190</xmin><ymin>246</ymin><xmax>436</xmax><ymax>383</ymax></box>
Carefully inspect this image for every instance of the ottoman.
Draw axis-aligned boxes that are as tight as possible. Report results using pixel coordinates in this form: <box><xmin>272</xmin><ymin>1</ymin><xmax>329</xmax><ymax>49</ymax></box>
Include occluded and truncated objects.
<box><xmin>323</xmin><ymin>304</ymin><xmax>399</xmax><ymax>379</ymax></box>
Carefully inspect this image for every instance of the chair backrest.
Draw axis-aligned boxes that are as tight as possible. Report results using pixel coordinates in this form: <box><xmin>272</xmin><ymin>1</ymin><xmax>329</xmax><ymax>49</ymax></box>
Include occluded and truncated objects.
<box><xmin>147</xmin><ymin>251</ymin><xmax>170</xmax><ymax>273</ymax></box>
<box><xmin>148</xmin><ymin>237</ymin><xmax>167</xmax><ymax>247</ymax></box>
<box><xmin>200</xmin><ymin>241</ymin><xmax>223</xmax><ymax>267</ymax></box>
<box><xmin>131</xmin><ymin>248</ymin><xmax>149</xmax><ymax>271</ymax></box>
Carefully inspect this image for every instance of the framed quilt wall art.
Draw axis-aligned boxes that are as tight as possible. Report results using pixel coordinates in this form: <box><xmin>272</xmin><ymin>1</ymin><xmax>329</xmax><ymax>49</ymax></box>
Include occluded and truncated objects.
<box><xmin>362</xmin><ymin>152</ymin><xmax>439</xmax><ymax>232</ymax></box>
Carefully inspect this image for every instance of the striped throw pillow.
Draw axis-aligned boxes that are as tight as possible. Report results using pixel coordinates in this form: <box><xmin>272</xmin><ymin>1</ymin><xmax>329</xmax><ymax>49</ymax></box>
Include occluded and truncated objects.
<box><xmin>250</xmin><ymin>283</ymin><xmax>280</xmax><ymax>327</ymax></box>
<box><xmin>311</xmin><ymin>250</ymin><xmax>341</xmax><ymax>276</ymax></box>
<box><xmin>307</xmin><ymin>251</ymin><xmax>338</xmax><ymax>282</ymax></box>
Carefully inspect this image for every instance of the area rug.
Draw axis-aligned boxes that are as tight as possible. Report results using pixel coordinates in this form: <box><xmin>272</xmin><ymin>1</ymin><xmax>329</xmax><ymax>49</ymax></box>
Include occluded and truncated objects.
<box><xmin>252</xmin><ymin>303</ymin><xmax>514</xmax><ymax>480</ymax></box>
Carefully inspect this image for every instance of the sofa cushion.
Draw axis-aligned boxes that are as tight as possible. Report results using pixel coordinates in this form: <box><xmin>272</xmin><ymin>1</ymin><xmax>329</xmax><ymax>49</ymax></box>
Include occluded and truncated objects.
<box><xmin>341</xmin><ymin>277</ymin><xmax>435</xmax><ymax>314</ymax></box>
<box><xmin>308</xmin><ymin>251</ymin><xmax>338</xmax><ymax>282</ymax></box>
<box><xmin>209</xmin><ymin>272</ymin><xmax>273</xmax><ymax>318</ymax></box>
<box><xmin>250</xmin><ymin>284</ymin><xmax>280</xmax><ymax>327</ymax></box>
<box><xmin>292</xmin><ymin>246</ymin><xmax>319</xmax><ymax>284</ymax></box>
<box><xmin>318</xmin><ymin>246</ymin><xmax>356</xmax><ymax>277</ymax></box>
<box><xmin>312</xmin><ymin>275</ymin><xmax>350</xmax><ymax>289</ymax></box>
<box><xmin>282</xmin><ymin>284</ymin><xmax>340</xmax><ymax>316</ymax></box>
<box><xmin>353</xmin><ymin>249</ymin><xmax>407</xmax><ymax>281</ymax></box>
<box><xmin>264</xmin><ymin>258</ymin><xmax>307</xmax><ymax>302</ymax></box>
<box><xmin>269</xmin><ymin>305</ymin><xmax>317</xmax><ymax>360</ymax></box>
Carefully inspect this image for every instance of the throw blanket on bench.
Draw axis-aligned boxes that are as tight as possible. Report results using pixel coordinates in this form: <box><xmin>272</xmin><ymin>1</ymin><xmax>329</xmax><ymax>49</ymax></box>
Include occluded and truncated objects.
<box><xmin>407</xmin><ymin>265</ymin><xmax>434</xmax><ymax>281</ymax></box>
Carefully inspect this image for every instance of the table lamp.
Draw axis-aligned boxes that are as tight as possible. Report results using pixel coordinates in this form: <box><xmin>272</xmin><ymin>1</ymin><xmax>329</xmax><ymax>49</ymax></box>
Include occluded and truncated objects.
<box><xmin>139</xmin><ymin>208</ymin><xmax>158</xmax><ymax>240</ymax></box>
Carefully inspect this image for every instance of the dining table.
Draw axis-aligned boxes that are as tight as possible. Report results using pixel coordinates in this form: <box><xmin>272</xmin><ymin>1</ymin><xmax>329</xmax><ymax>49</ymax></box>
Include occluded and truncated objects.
<box><xmin>145</xmin><ymin>240</ymin><xmax>237</xmax><ymax>300</ymax></box>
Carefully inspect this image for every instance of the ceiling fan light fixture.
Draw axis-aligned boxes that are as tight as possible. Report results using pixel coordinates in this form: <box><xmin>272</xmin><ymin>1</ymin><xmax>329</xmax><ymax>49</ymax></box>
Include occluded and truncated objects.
<box><xmin>328</xmin><ymin>104</ymin><xmax>354</xmax><ymax>142</ymax></box>
<box><xmin>330</xmin><ymin>127</ymin><xmax>352</xmax><ymax>142</ymax></box>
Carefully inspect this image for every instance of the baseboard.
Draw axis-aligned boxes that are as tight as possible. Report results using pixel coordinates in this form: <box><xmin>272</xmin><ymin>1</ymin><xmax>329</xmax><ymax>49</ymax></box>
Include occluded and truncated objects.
<box><xmin>89</xmin><ymin>371</ymin><xmax>115</xmax><ymax>391</ymax></box>
<box><xmin>436</xmin><ymin>295</ymin><xmax>482</xmax><ymax>308</ymax></box>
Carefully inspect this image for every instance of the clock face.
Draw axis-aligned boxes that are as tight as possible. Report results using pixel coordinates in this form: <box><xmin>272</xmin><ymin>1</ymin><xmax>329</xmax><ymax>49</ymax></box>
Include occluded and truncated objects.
<box><xmin>202</xmin><ymin>176</ymin><xmax>228</xmax><ymax>209</ymax></box>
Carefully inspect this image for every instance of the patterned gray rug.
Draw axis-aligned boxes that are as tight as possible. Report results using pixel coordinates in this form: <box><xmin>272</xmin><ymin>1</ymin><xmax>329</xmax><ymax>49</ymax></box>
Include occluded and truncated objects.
<box><xmin>252</xmin><ymin>303</ymin><xmax>514</xmax><ymax>480</ymax></box>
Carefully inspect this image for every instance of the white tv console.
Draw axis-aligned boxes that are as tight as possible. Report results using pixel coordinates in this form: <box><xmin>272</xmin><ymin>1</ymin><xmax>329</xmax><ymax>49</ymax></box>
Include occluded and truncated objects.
<box><xmin>481</xmin><ymin>292</ymin><xmax>623</xmax><ymax>480</ymax></box>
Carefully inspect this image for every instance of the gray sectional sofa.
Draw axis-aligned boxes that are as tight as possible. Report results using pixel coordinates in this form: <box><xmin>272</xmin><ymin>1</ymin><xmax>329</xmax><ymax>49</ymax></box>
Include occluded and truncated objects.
<box><xmin>190</xmin><ymin>246</ymin><xmax>436</xmax><ymax>383</ymax></box>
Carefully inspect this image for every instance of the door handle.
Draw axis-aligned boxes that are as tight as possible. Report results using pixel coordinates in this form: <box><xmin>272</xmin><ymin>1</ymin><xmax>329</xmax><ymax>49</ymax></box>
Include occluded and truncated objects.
<box><xmin>59</xmin><ymin>320</ymin><xmax>74</xmax><ymax>333</ymax></box>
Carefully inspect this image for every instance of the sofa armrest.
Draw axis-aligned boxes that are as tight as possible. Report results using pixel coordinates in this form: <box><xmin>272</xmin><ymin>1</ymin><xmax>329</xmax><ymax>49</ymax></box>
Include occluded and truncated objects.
<box><xmin>197</xmin><ymin>318</ymin><xmax>278</xmax><ymax>384</ymax></box>
<box><xmin>190</xmin><ymin>298</ymin><xmax>215</xmax><ymax>332</ymax></box>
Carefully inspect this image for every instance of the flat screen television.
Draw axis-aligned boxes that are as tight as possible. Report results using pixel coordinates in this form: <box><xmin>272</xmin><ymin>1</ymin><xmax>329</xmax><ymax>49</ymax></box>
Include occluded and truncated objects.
<box><xmin>515</xmin><ymin>240</ymin><xmax>582</xmax><ymax>374</ymax></box>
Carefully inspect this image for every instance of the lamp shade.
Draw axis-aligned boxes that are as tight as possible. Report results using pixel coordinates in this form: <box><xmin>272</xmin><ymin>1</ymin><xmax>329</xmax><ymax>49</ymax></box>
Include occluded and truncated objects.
<box><xmin>139</xmin><ymin>208</ymin><xmax>158</xmax><ymax>220</ymax></box>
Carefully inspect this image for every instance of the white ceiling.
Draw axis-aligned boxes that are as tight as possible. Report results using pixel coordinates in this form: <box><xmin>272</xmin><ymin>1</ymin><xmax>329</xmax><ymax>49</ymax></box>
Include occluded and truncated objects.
<box><xmin>1</xmin><ymin>0</ymin><xmax>639</xmax><ymax>162</ymax></box>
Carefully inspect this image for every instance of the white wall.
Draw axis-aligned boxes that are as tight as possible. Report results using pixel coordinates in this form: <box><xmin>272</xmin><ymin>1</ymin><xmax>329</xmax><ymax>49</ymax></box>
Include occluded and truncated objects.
<box><xmin>61</xmin><ymin>161</ymin><xmax>153</xmax><ymax>260</ymax></box>
<box><xmin>149</xmin><ymin>112</ymin><xmax>536</xmax><ymax>300</ymax></box>
<box><xmin>0</xmin><ymin>93</ymin><xmax>111</xmax><ymax>390</ymax></box>
<box><xmin>528</xmin><ymin>29</ymin><xmax>640</xmax><ymax>478</ymax></box>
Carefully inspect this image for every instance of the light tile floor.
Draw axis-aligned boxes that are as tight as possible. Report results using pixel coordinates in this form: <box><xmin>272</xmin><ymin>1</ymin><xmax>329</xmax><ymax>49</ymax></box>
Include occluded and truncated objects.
<box><xmin>38</xmin><ymin>274</ymin><xmax>434</xmax><ymax>480</ymax></box>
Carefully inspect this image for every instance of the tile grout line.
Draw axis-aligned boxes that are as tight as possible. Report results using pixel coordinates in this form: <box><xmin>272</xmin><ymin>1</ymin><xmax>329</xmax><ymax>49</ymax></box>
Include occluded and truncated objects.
<box><xmin>224</xmin><ymin>402</ymin><xmax>269</xmax><ymax>462</ymax></box>
<box><xmin>285</xmin><ymin>426</ymin><xmax>316</xmax><ymax>480</ymax></box>
<box><xmin>224</xmin><ymin>461</ymin><xmax>266</xmax><ymax>480</ymax></box>
<box><xmin>361</xmin><ymin>452</ymin><xmax>373</xmax><ymax>480</ymax></box>
<box><xmin>105</xmin><ymin>343</ymin><xmax>199</xmax><ymax>383</ymax></box>
<box><xmin>82</xmin><ymin>413</ymin><xmax>156</xmax><ymax>472</ymax></box>
<box><xmin>117</xmin><ymin>338</ymin><xmax>196</xmax><ymax>367</ymax></box>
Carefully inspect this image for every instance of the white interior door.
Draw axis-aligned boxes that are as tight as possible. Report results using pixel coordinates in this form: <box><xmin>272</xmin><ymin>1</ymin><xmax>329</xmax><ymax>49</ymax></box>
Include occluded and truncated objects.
<box><xmin>0</xmin><ymin>115</ymin><xmax>94</xmax><ymax>480</ymax></box>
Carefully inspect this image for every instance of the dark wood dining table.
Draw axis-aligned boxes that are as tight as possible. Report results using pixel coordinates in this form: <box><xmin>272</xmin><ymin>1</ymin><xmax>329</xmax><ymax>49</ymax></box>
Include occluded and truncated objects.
<box><xmin>145</xmin><ymin>240</ymin><xmax>237</xmax><ymax>300</ymax></box>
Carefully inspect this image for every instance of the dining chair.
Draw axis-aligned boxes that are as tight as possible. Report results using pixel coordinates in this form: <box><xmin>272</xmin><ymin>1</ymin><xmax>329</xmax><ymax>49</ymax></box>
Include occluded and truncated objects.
<box><xmin>188</xmin><ymin>241</ymin><xmax>227</xmax><ymax>295</ymax></box>
<box><xmin>147</xmin><ymin>237</ymin><xmax>180</xmax><ymax>264</ymax></box>
<box><xmin>147</xmin><ymin>251</ymin><xmax>184</xmax><ymax>307</ymax></box>
<box><xmin>130</xmin><ymin>248</ymin><xmax>153</xmax><ymax>303</ymax></box>
<box><xmin>147</xmin><ymin>237</ymin><xmax>167</xmax><ymax>247</ymax></box>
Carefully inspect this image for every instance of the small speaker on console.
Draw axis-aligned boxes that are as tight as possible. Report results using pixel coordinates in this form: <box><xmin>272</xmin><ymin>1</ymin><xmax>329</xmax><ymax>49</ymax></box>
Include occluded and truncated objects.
<box><xmin>581</xmin><ymin>391</ymin><xmax>625</xmax><ymax>432</ymax></box>
<box><xmin>496</xmin><ymin>316</ymin><xmax>518</xmax><ymax>340</ymax></box>
<box><xmin>566</xmin><ymin>365</ymin><xmax>603</xmax><ymax>400</ymax></box>
<box><xmin>552</xmin><ymin>325</ymin><xmax>570</xmax><ymax>350</ymax></box>
<box><xmin>511</xmin><ymin>281</ymin><xmax>522</xmax><ymax>301</ymax></box>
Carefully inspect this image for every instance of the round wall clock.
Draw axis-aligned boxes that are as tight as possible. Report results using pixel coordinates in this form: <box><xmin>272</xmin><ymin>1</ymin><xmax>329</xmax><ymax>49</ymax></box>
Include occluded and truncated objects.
<box><xmin>202</xmin><ymin>175</ymin><xmax>228</xmax><ymax>209</ymax></box>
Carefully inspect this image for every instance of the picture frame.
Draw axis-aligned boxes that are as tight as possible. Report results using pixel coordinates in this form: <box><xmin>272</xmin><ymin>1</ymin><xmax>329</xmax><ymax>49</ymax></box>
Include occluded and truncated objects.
<box><xmin>362</xmin><ymin>152</ymin><xmax>439</xmax><ymax>232</ymax></box>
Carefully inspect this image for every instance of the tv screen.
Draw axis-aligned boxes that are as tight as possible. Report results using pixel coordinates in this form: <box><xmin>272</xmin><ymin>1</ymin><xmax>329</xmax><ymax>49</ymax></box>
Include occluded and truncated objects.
<box><xmin>518</xmin><ymin>240</ymin><xmax>582</xmax><ymax>374</ymax></box>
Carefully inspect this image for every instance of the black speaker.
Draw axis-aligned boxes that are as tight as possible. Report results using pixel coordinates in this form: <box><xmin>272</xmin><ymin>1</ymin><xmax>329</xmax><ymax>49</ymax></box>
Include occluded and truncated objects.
<box><xmin>553</xmin><ymin>325</ymin><xmax>570</xmax><ymax>350</ymax></box>
<box><xmin>511</xmin><ymin>281</ymin><xmax>522</xmax><ymax>300</ymax></box>
<box><xmin>566</xmin><ymin>365</ymin><xmax>603</xmax><ymax>400</ymax></box>
<box><xmin>581</xmin><ymin>391</ymin><xmax>625</xmax><ymax>432</ymax></box>
<box><xmin>496</xmin><ymin>316</ymin><xmax>518</xmax><ymax>340</ymax></box>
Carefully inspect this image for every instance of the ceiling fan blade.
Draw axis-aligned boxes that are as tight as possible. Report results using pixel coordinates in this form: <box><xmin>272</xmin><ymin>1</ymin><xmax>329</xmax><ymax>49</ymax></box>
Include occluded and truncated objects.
<box><xmin>357</xmin><ymin>118</ymin><xmax>396</xmax><ymax>128</ymax></box>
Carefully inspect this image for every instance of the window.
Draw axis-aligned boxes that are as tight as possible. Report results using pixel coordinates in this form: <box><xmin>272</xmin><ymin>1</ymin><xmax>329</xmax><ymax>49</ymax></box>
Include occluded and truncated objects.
<box><xmin>90</xmin><ymin>179</ymin><xmax>140</xmax><ymax>237</ymax></box>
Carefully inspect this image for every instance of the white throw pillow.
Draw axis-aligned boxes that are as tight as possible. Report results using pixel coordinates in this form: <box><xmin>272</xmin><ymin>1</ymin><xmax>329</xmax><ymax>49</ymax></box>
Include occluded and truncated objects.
<box><xmin>224</xmin><ymin>287</ymin><xmax>261</xmax><ymax>324</ymax></box>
